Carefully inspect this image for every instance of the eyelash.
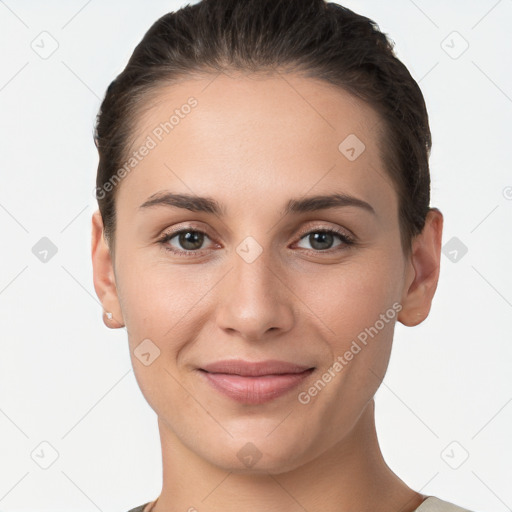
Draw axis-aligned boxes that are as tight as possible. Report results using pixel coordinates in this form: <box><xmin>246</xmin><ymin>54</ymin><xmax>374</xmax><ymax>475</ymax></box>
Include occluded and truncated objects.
<box><xmin>157</xmin><ymin>224</ymin><xmax>356</xmax><ymax>257</ymax></box>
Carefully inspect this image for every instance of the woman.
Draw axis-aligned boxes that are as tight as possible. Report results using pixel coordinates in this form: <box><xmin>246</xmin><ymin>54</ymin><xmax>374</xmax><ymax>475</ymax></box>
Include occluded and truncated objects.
<box><xmin>91</xmin><ymin>1</ymin><xmax>475</xmax><ymax>511</ymax></box>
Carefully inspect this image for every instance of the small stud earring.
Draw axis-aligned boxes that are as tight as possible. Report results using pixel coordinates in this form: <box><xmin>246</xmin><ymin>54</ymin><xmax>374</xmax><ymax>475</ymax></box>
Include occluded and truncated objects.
<box><xmin>105</xmin><ymin>311</ymin><xmax>113</xmax><ymax>320</ymax></box>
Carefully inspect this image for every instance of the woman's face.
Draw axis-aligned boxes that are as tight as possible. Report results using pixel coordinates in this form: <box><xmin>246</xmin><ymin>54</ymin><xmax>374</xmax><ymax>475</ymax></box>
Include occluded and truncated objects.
<box><xmin>94</xmin><ymin>71</ymin><xmax>432</xmax><ymax>473</ymax></box>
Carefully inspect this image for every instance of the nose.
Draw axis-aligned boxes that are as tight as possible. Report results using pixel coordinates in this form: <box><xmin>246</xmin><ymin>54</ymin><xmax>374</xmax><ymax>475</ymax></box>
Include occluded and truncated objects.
<box><xmin>214</xmin><ymin>246</ymin><xmax>295</xmax><ymax>342</ymax></box>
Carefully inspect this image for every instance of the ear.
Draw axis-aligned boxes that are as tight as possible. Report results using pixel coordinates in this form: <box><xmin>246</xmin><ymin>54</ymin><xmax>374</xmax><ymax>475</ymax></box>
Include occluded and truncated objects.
<box><xmin>397</xmin><ymin>208</ymin><xmax>444</xmax><ymax>327</ymax></box>
<box><xmin>91</xmin><ymin>209</ymin><xmax>125</xmax><ymax>329</ymax></box>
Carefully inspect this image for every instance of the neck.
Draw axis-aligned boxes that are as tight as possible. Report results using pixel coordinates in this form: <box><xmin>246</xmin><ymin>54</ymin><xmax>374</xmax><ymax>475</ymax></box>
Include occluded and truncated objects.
<box><xmin>151</xmin><ymin>400</ymin><xmax>427</xmax><ymax>512</ymax></box>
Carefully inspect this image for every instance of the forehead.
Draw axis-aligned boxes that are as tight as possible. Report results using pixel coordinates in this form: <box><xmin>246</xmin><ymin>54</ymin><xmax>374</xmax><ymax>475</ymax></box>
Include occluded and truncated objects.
<box><xmin>116</xmin><ymin>71</ymin><xmax>397</xmax><ymax>221</ymax></box>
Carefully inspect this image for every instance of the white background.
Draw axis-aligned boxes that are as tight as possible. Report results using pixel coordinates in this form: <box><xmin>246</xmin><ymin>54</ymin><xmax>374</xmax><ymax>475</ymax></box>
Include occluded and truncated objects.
<box><xmin>0</xmin><ymin>1</ymin><xmax>511</xmax><ymax>511</ymax></box>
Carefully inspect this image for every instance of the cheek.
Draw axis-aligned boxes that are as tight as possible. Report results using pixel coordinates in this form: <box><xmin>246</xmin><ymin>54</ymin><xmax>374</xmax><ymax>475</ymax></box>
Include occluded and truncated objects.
<box><xmin>295</xmin><ymin>257</ymin><xmax>401</xmax><ymax>415</ymax></box>
<box><xmin>294</xmin><ymin>251</ymin><xmax>402</xmax><ymax>346</ymax></box>
<box><xmin>115</xmin><ymin>258</ymin><xmax>201</xmax><ymax>410</ymax></box>
<box><xmin>116</xmin><ymin>250</ymin><xmax>210</xmax><ymax>334</ymax></box>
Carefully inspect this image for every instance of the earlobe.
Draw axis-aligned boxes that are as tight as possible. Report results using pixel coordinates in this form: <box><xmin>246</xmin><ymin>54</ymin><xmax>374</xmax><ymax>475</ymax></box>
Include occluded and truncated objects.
<box><xmin>397</xmin><ymin>208</ymin><xmax>444</xmax><ymax>327</ymax></box>
<box><xmin>91</xmin><ymin>210</ymin><xmax>125</xmax><ymax>328</ymax></box>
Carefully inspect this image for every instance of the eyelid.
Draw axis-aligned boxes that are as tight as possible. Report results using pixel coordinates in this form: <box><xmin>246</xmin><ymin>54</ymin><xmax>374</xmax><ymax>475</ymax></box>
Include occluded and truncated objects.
<box><xmin>158</xmin><ymin>221</ymin><xmax>353</xmax><ymax>242</ymax></box>
<box><xmin>158</xmin><ymin>221</ymin><xmax>213</xmax><ymax>239</ymax></box>
<box><xmin>158</xmin><ymin>223</ymin><xmax>218</xmax><ymax>249</ymax></box>
<box><xmin>157</xmin><ymin>221</ymin><xmax>356</xmax><ymax>255</ymax></box>
<box><xmin>294</xmin><ymin>221</ymin><xmax>354</xmax><ymax>240</ymax></box>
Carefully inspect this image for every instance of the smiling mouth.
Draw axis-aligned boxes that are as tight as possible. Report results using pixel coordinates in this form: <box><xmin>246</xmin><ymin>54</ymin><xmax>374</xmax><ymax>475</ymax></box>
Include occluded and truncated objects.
<box><xmin>197</xmin><ymin>360</ymin><xmax>315</xmax><ymax>404</ymax></box>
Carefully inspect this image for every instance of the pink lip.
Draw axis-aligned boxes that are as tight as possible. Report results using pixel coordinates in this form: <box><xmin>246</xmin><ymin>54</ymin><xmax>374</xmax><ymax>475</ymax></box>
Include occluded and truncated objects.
<box><xmin>198</xmin><ymin>359</ymin><xmax>315</xmax><ymax>404</ymax></box>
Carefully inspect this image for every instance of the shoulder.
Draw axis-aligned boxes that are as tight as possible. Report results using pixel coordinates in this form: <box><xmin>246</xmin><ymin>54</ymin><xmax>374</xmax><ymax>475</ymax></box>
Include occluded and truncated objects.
<box><xmin>126</xmin><ymin>496</ymin><xmax>480</xmax><ymax>512</ymax></box>
<box><xmin>126</xmin><ymin>504</ymin><xmax>151</xmax><ymax>512</ymax></box>
<box><xmin>416</xmin><ymin>496</ymin><xmax>478</xmax><ymax>512</ymax></box>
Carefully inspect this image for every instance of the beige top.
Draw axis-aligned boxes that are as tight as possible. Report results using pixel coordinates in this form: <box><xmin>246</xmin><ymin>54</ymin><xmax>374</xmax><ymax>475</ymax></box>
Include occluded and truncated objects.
<box><xmin>414</xmin><ymin>496</ymin><xmax>475</xmax><ymax>512</ymax></box>
<box><xmin>128</xmin><ymin>495</ymin><xmax>476</xmax><ymax>512</ymax></box>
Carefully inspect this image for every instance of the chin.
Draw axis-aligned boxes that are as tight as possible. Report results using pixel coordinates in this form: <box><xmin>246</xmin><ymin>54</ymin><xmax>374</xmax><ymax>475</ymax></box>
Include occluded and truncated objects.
<box><xmin>201</xmin><ymin>436</ymin><xmax>311</xmax><ymax>476</ymax></box>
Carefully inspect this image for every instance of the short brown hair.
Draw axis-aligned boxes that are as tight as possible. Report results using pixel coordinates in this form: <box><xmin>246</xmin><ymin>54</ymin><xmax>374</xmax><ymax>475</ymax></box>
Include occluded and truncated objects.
<box><xmin>94</xmin><ymin>0</ymin><xmax>432</xmax><ymax>258</ymax></box>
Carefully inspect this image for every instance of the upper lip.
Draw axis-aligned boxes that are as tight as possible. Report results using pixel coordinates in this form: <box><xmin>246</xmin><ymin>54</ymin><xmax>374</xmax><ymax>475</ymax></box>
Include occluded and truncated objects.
<box><xmin>200</xmin><ymin>359</ymin><xmax>314</xmax><ymax>376</ymax></box>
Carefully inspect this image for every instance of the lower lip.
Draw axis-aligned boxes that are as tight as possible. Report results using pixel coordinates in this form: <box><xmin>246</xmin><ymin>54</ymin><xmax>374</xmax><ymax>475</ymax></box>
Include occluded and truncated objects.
<box><xmin>199</xmin><ymin>369</ymin><xmax>315</xmax><ymax>404</ymax></box>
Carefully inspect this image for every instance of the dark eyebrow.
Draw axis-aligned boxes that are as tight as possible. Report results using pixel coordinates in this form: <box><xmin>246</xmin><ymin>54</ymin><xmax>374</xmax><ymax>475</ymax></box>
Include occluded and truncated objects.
<box><xmin>284</xmin><ymin>193</ymin><xmax>376</xmax><ymax>216</ymax></box>
<box><xmin>139</xmin><ymin>192</ymin><xmax>227</xmax><ymax>216</ymax></box>
<box><xmin>139</xmin><ymin>191</ymin><xmax>376</xmax><ymax>217</ymax></box>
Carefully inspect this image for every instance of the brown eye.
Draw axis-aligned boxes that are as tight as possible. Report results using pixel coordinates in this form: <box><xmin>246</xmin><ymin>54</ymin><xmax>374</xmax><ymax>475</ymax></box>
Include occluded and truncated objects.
<box><xmin>296</xmin><ymin>228</ymin><xmax>354</xmax><ymax>252</ymax></box>
<box><xmin>175</xmin><ymin>231</ymin><xmax>206</xmax><ymax>251</ymax></box>
<box><xmin>159</xmin><ymin>228</ymin><xmax>214</xmax><ymax>255</ymax></box>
